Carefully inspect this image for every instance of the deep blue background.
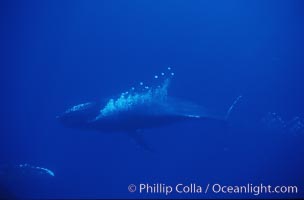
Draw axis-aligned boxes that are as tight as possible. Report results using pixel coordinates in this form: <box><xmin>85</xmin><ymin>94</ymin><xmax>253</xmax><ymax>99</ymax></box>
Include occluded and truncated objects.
<box><xmin>1</xmin><ymin>0</ymin><xmax>303</xmax><ymax>198</ymax></box>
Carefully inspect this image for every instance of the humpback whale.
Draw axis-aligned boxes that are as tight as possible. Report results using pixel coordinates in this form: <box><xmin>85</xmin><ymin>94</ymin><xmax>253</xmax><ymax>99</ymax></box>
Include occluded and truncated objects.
<box><xmin>57</xmin><ymin>67</ymin><xmax>241</xmax><ymax>149</ymax></box>
<box><xmin>0</xmin><ymin>163</ymin><xmax>55</xmax><ymax>178</ymax></box>
<box><xmin>0</xmin><ymin>163</ymin><xmax>54</xmax><ymax>198</ymax></box>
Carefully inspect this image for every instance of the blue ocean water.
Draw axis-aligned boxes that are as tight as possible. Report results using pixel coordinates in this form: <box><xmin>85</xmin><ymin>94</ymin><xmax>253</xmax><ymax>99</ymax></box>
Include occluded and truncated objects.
<box><xmin>0</xmin><ymin>0</ymin><xmax>303</xmax><ymax>199</ymax></box>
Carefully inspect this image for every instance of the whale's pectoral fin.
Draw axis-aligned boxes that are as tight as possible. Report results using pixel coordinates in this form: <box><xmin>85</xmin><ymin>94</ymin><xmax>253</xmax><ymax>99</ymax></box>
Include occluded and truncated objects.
<box><xmin>127</xmin><ymin>130</ymin><xmax>154</xmax><ymax>152</ymax></box>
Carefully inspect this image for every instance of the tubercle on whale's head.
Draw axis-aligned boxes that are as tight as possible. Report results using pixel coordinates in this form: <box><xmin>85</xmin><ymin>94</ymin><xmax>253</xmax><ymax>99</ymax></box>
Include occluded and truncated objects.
<box><xmin>56</xmin><ymin>102</ymin><xmax>100</xmax><ymax>128</ymax></box>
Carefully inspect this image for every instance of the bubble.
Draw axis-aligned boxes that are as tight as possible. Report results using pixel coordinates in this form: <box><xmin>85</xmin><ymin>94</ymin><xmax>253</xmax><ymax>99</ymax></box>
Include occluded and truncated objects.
<box><xmin>98</xmin><ymin>67</ymin><xmax>174</xmax><ymax>118</ymax></box>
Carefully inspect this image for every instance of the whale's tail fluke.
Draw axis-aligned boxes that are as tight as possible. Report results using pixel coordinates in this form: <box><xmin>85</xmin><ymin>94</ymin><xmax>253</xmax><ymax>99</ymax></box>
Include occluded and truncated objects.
<box><xmin>225</xmin><ymin>95</ymin><xmax>242</xmax><ymax>120</ymax></box>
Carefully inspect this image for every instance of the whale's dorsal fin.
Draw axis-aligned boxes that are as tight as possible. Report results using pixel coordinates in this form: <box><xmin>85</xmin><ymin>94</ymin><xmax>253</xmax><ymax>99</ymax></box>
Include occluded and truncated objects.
<box><xmin>225</xmin><ymin>95</ymin><xmax>243</xmax><ymax>120</ymax></box>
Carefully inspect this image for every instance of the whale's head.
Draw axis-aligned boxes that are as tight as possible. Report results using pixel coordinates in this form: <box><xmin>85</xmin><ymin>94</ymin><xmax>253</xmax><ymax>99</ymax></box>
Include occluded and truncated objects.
<box><xmin>57</xmin><ymin>67</ymin><xmax>176</xmax><ymax>131</ymax></box>
<box><xmin>57</xmin><ymin>102</ymin><xmax>100</xmax><ymax>128</ymax></box>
